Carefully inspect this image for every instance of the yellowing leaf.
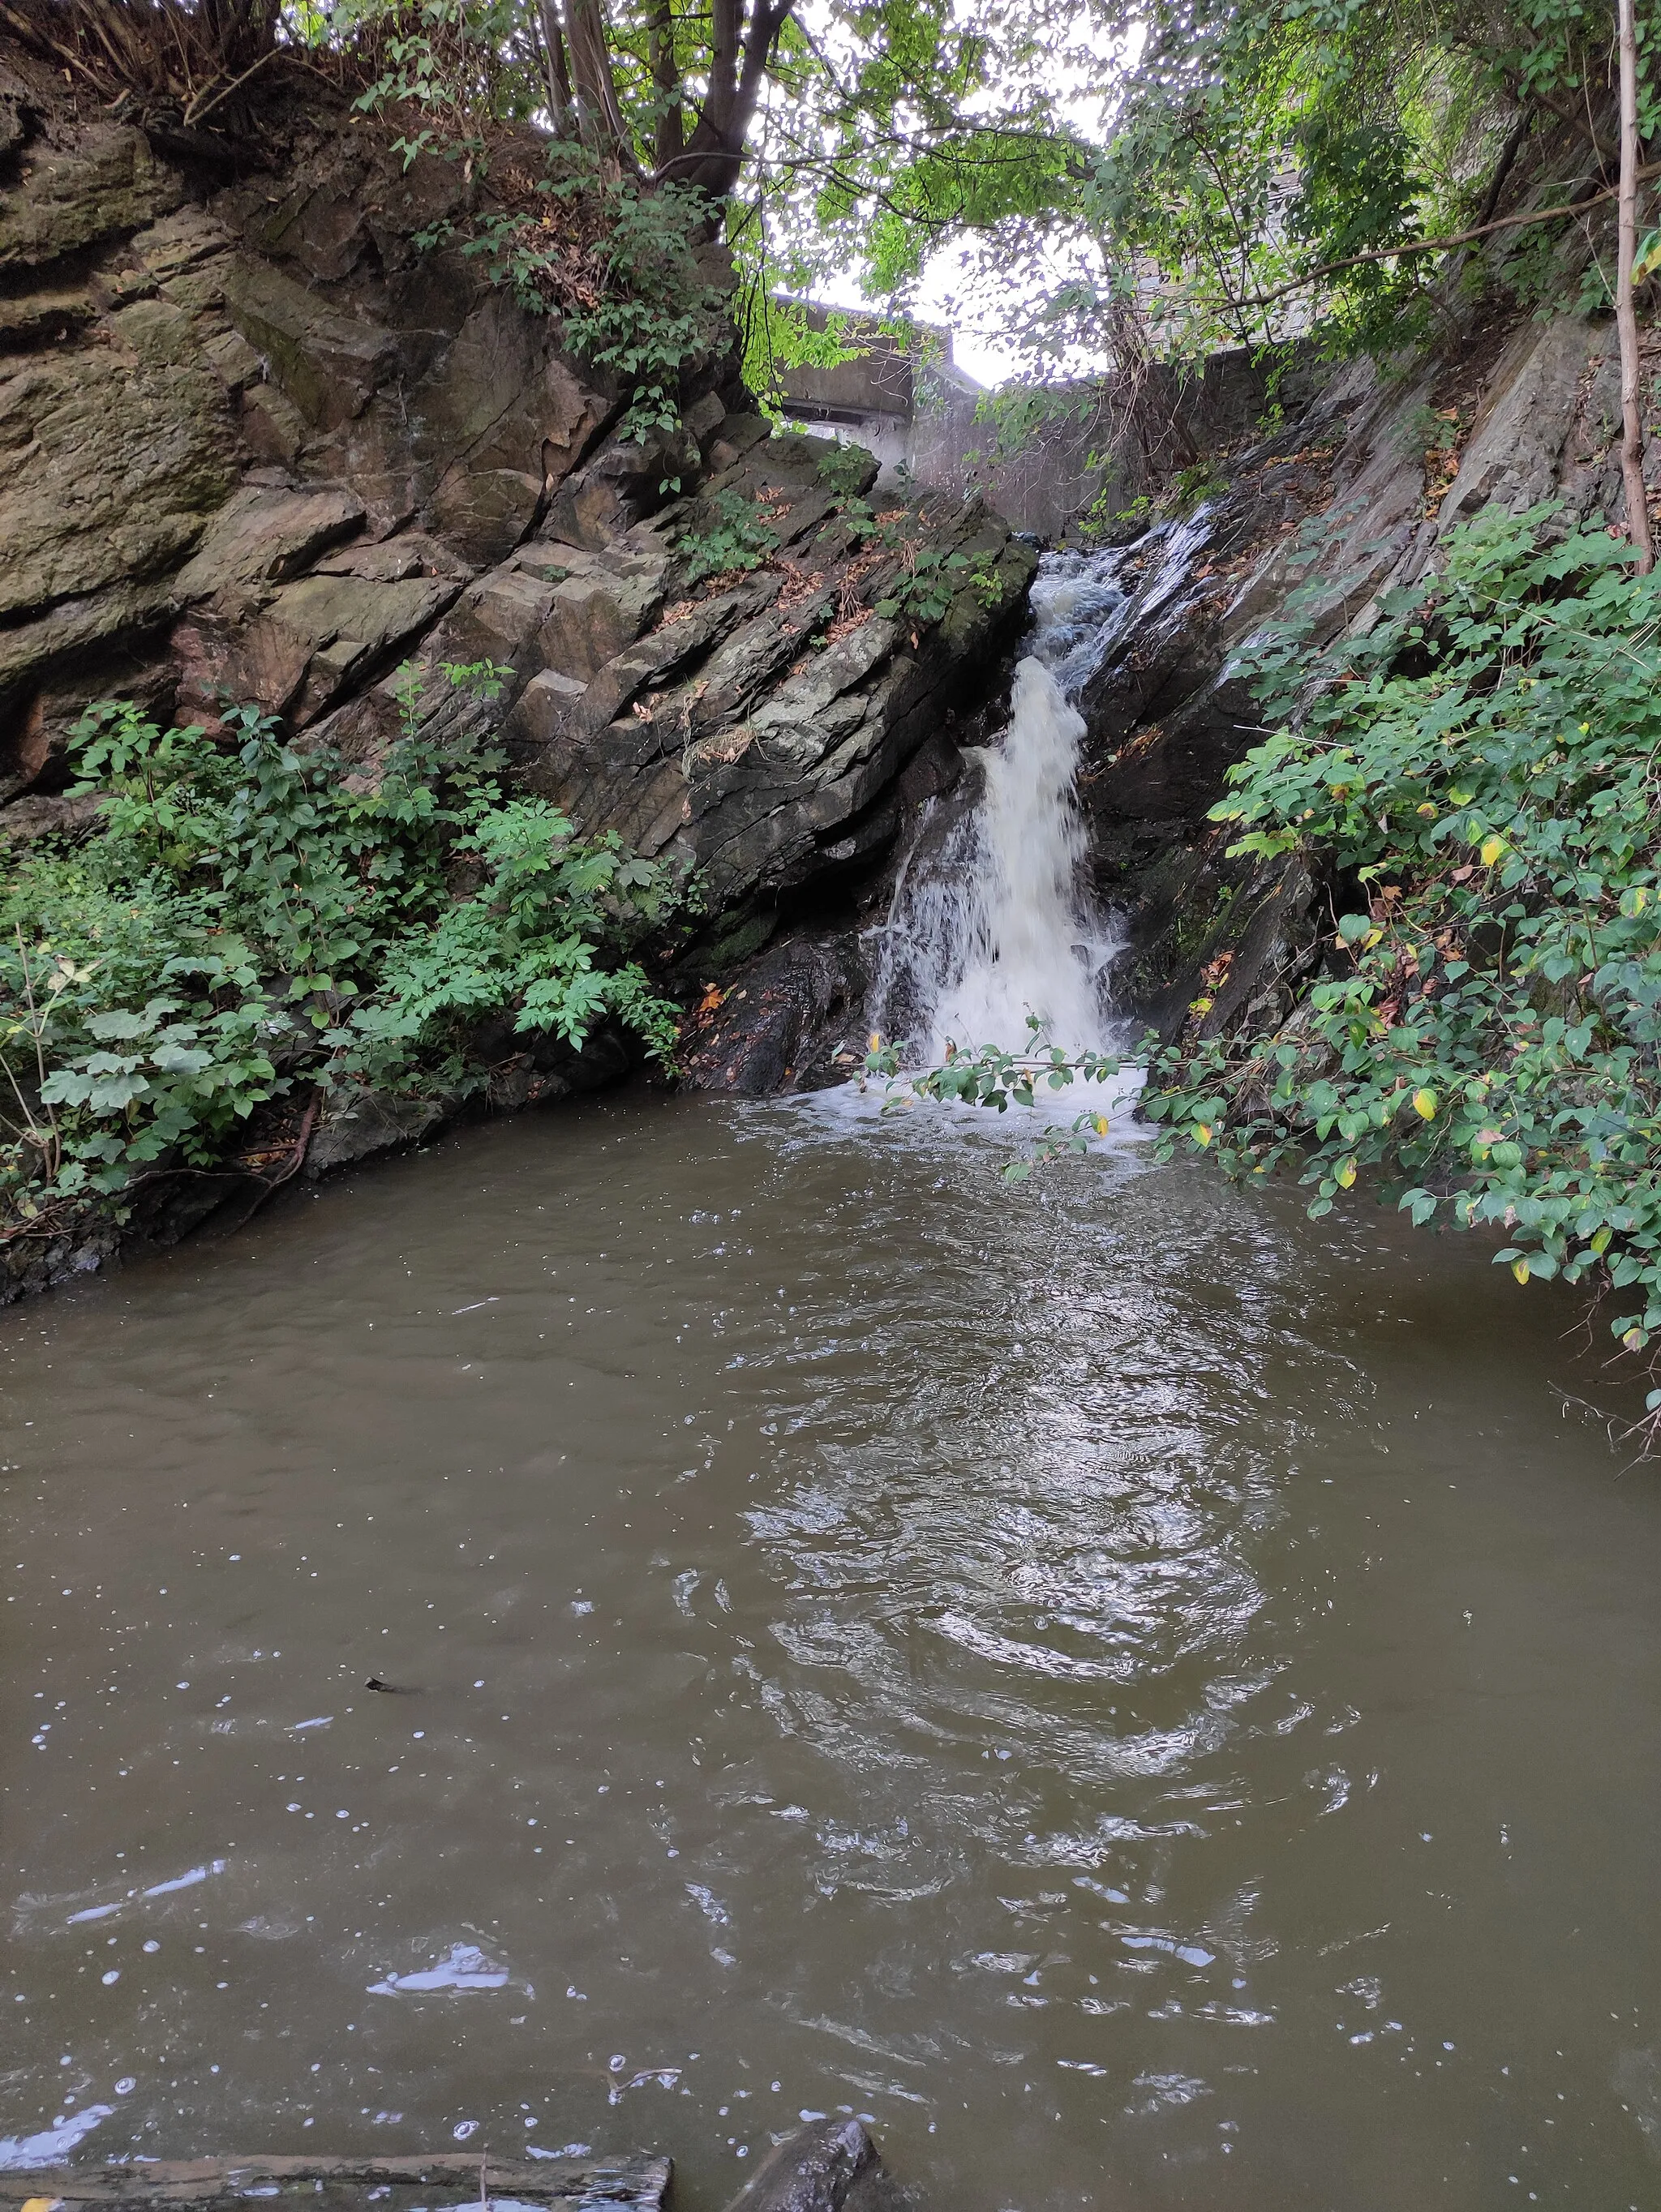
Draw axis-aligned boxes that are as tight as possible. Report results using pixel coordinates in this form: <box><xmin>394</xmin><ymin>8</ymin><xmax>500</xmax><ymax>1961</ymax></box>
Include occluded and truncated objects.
<box><xmin>1590</xmin><ymin>1227</ymin><xmax>1612</xmax><ymax>1254</ymax></box>
<box><xmin>1416</xmin><ymin>802</ymin><xmax>1437</xmax><ymax>818</ymax></box>
<box><xmin>1512</xmin><ymin>1258</ymin><xmax>1530</xmax><ymax>1284</ymax></box>
<box><xmin>1193</xmin><ymin>1122</ymin><xmax>1212</xmax><ymax>1147</ymax></box>
<box><xmin>1480</xmin><ymin>836</ymin><xmax>1504</xmax><ymax>866</ymax></box>
<box><xmin>1336</xmin><ymin>1158</ymin><xmax>1357</xmax><ymax>1189</ymax></box>
<box><xmin>1093</xmin><ymin>1115</ymin><xmax>1109</xmax><ymax>1136</ymax></box>
<box><xmin>1412</xmin><ymin>1088</ymin><xmax>1437</xmax><ymax>1120</ymax></box>
<box><xmin>867</xmin><ymin>1031</ymin><xmax>882</xmax><ymax>1052</ymax></box>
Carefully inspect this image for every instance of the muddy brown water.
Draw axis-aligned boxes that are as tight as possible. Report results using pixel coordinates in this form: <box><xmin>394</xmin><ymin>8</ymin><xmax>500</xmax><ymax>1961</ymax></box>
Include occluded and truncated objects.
<box><xmin>3</xmin><ymin>1092</ymin><xmax>1661</xmax><ymax>2210</ymax></box>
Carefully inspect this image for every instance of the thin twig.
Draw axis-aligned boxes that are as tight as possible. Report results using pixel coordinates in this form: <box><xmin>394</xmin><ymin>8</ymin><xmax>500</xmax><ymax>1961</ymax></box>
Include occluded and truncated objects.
<box><xmin>11</xmin><ymin>925</ymin><xmax>60</xmax><ymax>1178</ymax></box>
<box><xmin>182</xmin><ymin>42</ymin><xmax>281</xmax><ymax>126</ymax></box>
<box><xmin>1616</xmin><ymin>0</ymin><xmax>1655</xmax><ymax>572</ymax></box>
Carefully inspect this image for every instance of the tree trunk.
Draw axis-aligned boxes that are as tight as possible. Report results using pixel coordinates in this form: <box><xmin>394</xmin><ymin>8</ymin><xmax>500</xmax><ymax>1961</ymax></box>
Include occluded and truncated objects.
<box><xmin>563</xmin><ymin>0</ymin><xmax>642</xmax><ymax>171</ymax></box>
<box><xmin>649</xmin><ymin>0</ymin><xmax>684</xmax><ymax>174</ymax></box>
<box><xmin>537</xmin><ymin>0</ymin><xmax>573</xmax><ymax>139</ymax></box>
<box><xmin>672</xmin><ymin>0</ymin><xmax>792</xmax><ymax>192</ymax></box>
<box><xmin>1617</xmin><ymin>0</ymin><xmax>1655</xmax><ymax>572</ymax></box>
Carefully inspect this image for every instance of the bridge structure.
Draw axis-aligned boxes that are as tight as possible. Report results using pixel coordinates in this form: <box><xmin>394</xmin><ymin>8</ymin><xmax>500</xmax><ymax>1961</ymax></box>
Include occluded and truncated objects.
<box><xmin>764</xmin><ymin>302</ymin><xmax>1105</xmax><ymax>538</ymax></box>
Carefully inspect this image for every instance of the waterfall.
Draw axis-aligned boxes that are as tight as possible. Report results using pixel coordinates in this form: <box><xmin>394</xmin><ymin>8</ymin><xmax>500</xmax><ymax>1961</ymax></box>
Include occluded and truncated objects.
<box><xmin>870</xmin><ymin>539</ymin><xmax>1161</xmax><ymax>1074</ymax></box>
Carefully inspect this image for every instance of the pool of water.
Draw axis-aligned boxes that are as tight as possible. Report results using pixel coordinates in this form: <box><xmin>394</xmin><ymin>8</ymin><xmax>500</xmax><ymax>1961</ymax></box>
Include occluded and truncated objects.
<box><xmin>2</xmin><ymin>1092</ymin><xmax>1659</xmax><ymax>2210</ymax></box>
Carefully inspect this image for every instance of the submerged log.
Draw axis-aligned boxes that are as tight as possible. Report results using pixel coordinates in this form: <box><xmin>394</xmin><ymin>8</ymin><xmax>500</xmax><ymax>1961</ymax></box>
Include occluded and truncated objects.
<box><xmin>0</xmin><ymin>2154</ymin><xmax>669</xmax><ymax>2212</ymax></box>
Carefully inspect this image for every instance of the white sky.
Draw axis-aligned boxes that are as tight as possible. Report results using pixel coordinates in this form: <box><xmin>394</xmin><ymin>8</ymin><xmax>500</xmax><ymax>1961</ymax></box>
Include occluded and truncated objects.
<box><xmin>808</xmin><ymin>246</ymin><xmax>1021</xmax><ymax>386</ymax></box>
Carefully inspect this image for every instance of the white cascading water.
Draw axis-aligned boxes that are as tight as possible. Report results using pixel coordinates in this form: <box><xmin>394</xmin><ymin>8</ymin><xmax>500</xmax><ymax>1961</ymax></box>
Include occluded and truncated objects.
<box><xmin>869</xmin><ymin>529</ymin><xmax>1204</xmax><ymax>1092</ymax></box>
<box><xmin>927</xmin><ymin>655</ymin><xmax>1107</xmax><ymax>1057</ymax></box>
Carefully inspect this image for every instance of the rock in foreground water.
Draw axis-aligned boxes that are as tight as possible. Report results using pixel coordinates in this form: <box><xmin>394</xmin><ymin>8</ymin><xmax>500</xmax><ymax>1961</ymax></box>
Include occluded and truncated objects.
<box><xmin>720</xmin><ymin>2120</ymin><xmax>909</xmax><ymax>2212</ymax></box>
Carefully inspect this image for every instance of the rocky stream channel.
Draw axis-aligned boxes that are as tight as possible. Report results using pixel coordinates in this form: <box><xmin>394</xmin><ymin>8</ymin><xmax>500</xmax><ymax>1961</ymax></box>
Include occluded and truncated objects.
<box><xmin>5</xmin><ymin>25</ymin><xmax>1654</xmax><ymax>1289</ymax></box>
<box><xmin>6</xmin><ymin>28</ymin><xmax>1661</xmax><ymax>2212</ymax></box>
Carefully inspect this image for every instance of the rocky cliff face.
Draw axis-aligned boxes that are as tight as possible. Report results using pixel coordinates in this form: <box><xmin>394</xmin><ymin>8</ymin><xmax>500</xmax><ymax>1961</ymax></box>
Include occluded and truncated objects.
<box><xmin>0</xmin><ymin>36</ymin><xmax>1040</xmax><ymax>1291</ymax></box>
<box><xmin>0</xmin><ymin>36</ymin><xmax>1034</xmax><ymax>1161</ymax></box>
<box><xmin>1060</xmin><ymin>295</ymin><xmax>1653</xmax><ymax>1049</ymax></box>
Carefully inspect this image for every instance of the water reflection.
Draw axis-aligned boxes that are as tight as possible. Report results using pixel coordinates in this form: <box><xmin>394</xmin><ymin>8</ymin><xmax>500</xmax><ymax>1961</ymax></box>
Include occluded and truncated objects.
<box><xmin>1</xmin><ymin>1093</ymin><xmax>1659</xmax><ymax>2210</ymax></box>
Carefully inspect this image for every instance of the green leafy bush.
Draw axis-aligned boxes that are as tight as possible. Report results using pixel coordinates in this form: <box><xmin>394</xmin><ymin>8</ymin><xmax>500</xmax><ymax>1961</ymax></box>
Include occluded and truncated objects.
<box><xmin>2</xmin><ymin>675</ymin><xmax>678</xmax><ymax>1232</ymax></box>
<box><xmin>466</xmin><ymin>160</ymin><xmax>732</xmax><ymax>445</ymax></box>
<box><xmin>1171</xmin><ymin>505</ymin><xmax>1661</xmax><ymax>1344</ymax></box>
<box><xmin>346</xmin><ymin>0</ymin><xmax>530</xmax><ymax>171</ymax></box>
<box><xmin>878</xmin><ymin>504</ymin><xmax>1661</xmax><ymax>1370</ymax></box>
<box><xmin>872</xmin><ymin>542</ymin><xmax>982</xmax><ymax>627</ymax></box>
<box><xmin>672</xmin><ymin>486</ymin><xmax>782</xmax><ymax>585</ymax></box>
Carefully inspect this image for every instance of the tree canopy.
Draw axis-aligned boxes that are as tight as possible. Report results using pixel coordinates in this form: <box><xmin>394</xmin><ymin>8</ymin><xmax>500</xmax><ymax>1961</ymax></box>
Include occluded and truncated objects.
<box><xmin>10</xmin><ymin>0</ymin><xmax>1654</xmax><ymax>388</ymax></box>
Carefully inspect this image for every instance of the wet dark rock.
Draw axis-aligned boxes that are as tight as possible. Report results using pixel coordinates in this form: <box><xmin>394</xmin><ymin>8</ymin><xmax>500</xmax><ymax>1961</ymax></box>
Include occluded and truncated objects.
<box><xmin>300</xmin><ymin>1022</ymin><xmax>636</xmax><ymax>1181</ymax></box>
<box><xmin>680</xmin><ymin>932</ymin><xmax>870</xmax><ymax>1095</ymax></box>
<box><xmin>303</xmin><ymin>1089</ymin><xmax>454</xmax><ymax>1179</ymax></box>
<box><xmin>0</xmin><ymin>1157</ymin><xmax>248</xmax><ymax>1307</ymax></box>
<box><xmin>0</xmin><ymin>788</ymin><xmax>105</xmax><ymax>845</ymax></box>
<box><xmin>719</xmin><ymin>2120</ymin><xmax>908</xmax><ymax>2212</ymax></box>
